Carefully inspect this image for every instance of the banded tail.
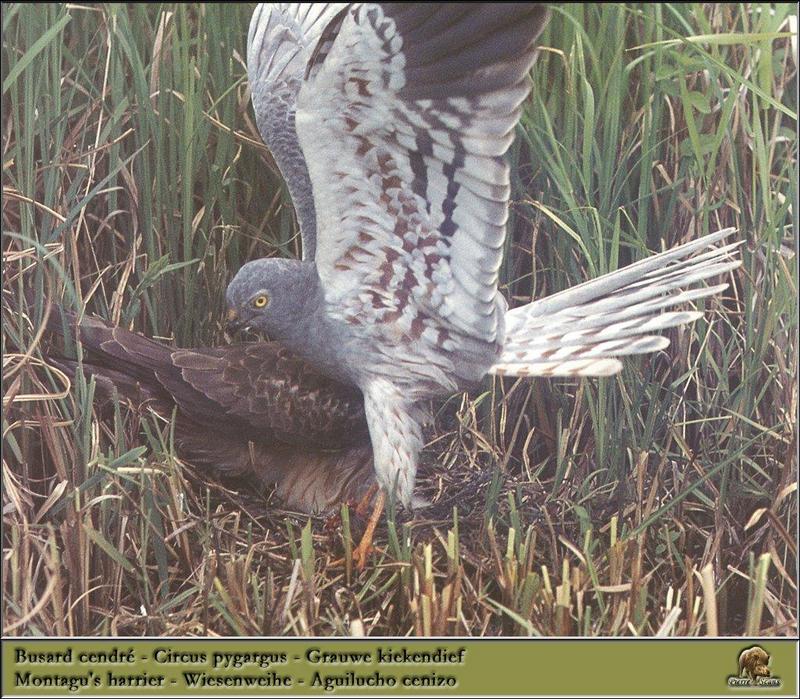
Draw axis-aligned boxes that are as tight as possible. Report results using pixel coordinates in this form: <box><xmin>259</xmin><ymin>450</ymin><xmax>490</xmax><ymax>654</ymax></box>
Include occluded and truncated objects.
<box><xmin>491</xmin><ymin>228</ymin><xmax>741</xmax><ymax>377</ymax></box>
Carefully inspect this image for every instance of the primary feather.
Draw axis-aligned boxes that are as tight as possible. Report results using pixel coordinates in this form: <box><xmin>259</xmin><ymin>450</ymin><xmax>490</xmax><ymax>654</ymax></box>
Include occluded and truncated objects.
<box><xmin>247</xmin><ymin>3</ymin><xmax>346</xmax><ymax>260</ymax></box>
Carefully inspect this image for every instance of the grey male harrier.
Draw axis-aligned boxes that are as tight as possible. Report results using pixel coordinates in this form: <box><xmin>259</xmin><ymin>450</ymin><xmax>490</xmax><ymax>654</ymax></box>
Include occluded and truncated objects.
<box><xmin>224</xmin><ymin>3</ymin><xmax>740</xmax><ymax>562</ymax></box>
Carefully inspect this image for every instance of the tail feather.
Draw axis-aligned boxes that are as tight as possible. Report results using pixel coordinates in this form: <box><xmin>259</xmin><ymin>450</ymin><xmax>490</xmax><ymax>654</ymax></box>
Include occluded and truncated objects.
<box><xmin>492</xmin><ymin>228</ymin><xmax>741</xmax><ymax>377</ymax></box>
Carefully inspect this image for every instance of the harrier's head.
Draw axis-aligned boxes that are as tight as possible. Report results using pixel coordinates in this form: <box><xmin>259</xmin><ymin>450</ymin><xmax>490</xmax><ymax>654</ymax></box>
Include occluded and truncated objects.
<box><xmin>225</xmin><ymin>258</ymin><xmax>319</xmax><ymax>340</ymax></box>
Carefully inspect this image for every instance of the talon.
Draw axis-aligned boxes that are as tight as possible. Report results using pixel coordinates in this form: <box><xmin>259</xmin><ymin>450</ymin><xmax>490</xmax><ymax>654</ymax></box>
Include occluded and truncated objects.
<box><xmin>332</xmin><ymin>489</ymin><xmax>386</xmax><ymax>571</ymax></box>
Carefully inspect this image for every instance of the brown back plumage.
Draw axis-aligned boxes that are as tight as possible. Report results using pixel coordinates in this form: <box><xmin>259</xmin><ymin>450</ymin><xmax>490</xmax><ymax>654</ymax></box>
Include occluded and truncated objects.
<box><xmin>46</xmin><ymin>309</ymin><xmax>374</xmax><ymax>513</ymax></box>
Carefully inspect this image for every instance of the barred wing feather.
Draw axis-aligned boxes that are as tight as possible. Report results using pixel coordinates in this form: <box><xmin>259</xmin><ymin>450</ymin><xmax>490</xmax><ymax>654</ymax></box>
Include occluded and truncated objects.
<box><xmin>295</xmin><ymin>3</ymin><xmax>550</xmax><ymax>355</ymax></box>
<box><xmin>492</xmin><ymin>228</ymin><xmax>742</xmax><ymax>377</ymax></box>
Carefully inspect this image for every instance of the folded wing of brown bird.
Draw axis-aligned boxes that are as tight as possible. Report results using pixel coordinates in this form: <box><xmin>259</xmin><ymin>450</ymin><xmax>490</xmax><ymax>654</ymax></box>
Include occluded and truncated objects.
<box><xmin>44</xmin><ymin>308</ymin><xmax>374</xmax><ymax>514</ymax></box>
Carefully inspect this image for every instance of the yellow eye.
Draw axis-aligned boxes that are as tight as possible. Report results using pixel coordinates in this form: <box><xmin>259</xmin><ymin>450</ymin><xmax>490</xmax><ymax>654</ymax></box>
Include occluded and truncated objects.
<box><xmin>252</xmin><ymin>294</ymin><xmax>269</xmax><ymax>309</ymax></box>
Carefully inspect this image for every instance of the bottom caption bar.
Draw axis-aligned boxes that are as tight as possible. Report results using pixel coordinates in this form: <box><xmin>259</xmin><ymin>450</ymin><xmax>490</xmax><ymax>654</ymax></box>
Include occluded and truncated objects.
<box><xmin>2</xmin><ymin>639</ymin><xmax>797</xmax><ymax>696</ymax></box>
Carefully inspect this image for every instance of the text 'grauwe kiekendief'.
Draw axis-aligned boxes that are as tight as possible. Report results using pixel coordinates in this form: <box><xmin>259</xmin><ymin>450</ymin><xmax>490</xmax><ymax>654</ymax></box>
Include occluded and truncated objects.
<box><xmin>306</xmin><ymin>646</ymin><xmax>466</xmax><ymax>664</ymax></box>
<box><xmin>12</xmin><ymin>645</ymin><xmax>467</xmax><ymax>692</ymax></box>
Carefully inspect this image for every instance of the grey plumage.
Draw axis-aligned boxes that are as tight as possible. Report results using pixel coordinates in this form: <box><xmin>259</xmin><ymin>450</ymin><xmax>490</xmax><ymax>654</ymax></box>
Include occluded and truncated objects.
<box><xmin>494</xmin><ymin>228</ymin><xmax>742</xmax><ymax>377</ymax></box>
<box><xmin>236</xmin><ymin>3</ymin><xmax>740</xmax><ymax>508</ymax></box>
<box><xmin>247</xmin><ymin>3</ymin><xmax>346</xmax><ymax>260</ymax></box>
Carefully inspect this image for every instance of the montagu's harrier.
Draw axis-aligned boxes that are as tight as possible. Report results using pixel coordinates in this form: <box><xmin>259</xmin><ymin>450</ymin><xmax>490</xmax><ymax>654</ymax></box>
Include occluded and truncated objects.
<box><xmin>226</xmin><ymin>3</ymin><xmax>741</xmax><ymax>560</ymax></box>
<box><xmin>47</xmin><ymin>309</ymin><xmax>374</xmax><ymax>515</ymax></box>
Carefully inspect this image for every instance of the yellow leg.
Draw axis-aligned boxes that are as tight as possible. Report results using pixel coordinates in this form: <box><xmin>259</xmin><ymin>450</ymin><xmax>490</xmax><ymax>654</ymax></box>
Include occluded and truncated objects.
<box><xmin>324</xmin><ymin>483</ymin><xmax>377</xmax><ymax>533</ymax></box>
<box><xmin>351</xmin><ymin>489</ymin><xmax>385</xmax><ymax>570</ymax></box>
<box><xmin>354</xmin><ymin>482</ymin><xmax>379</xmax><ymax>519</ymax></box>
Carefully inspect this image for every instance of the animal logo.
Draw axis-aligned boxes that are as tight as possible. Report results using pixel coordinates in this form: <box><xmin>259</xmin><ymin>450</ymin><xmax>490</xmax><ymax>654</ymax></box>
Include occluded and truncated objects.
<box><xmin>728</xmin><ymin>645</ymin><xmax>781</xmax><ymax>688</ymax></box>
<box><xmin>738</xmin><ymin>646</ymin><xmax>771</xmax><ymax>680</ymax></box>
<box><xmin>728</xmin><ymin>646</ymin><xmax>783</xmax><ymax>689</ymax></box>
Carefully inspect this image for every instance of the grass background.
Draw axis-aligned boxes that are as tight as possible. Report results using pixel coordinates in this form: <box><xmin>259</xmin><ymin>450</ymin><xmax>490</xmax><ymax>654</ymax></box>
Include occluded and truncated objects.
<box><xmin>2</xmin><ymin>2</ymin><xmax>796</xmax><ymax>636</ymax></box>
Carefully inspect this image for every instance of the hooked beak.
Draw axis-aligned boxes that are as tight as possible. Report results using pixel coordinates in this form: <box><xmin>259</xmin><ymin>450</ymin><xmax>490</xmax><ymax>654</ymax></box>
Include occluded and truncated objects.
<box><xmin>225</xmin><ymin>306</ymin><xmax>246</xmax><ymax>334</ymax></box>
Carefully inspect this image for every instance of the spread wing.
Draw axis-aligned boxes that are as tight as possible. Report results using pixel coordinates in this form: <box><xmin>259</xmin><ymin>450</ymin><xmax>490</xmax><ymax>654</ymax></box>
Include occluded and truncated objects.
<box><xmin>247</xmin><ymin>3</ymin><xmax>347</xmax><ymax>260</ymax></box>
<box><xmin>294</xmin><ymin>4</ymin><xmax>550</xmax><ymax>366</ymax></box>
